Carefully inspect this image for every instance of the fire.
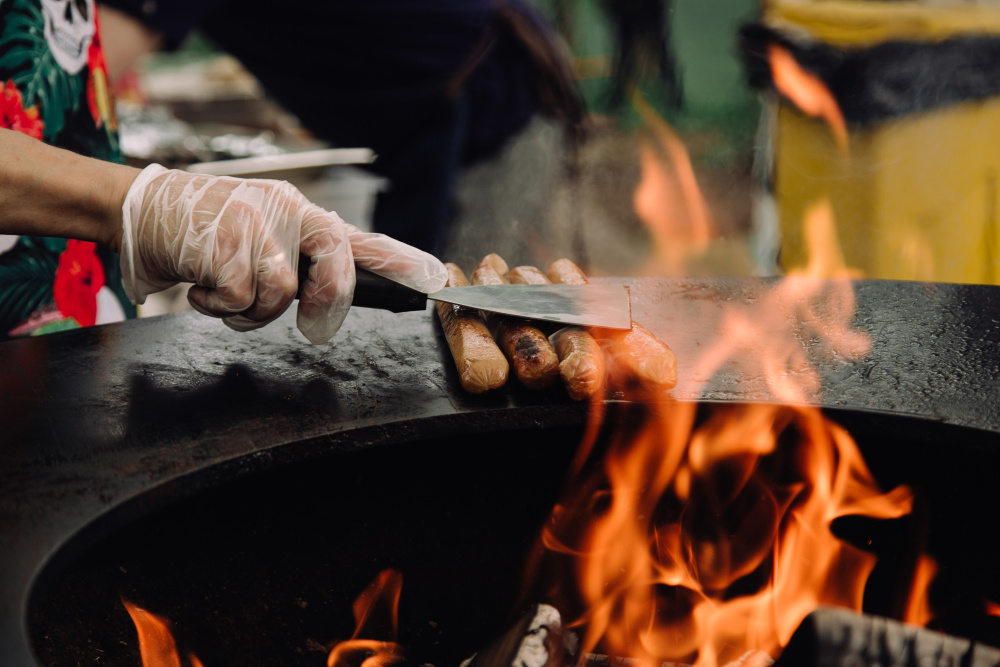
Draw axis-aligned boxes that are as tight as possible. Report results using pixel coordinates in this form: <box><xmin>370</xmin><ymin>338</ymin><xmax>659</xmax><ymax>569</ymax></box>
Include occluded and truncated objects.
<box><xmin>674</xmin><ymin>199</ymin><xmax>867</xmax><ymax>408</ymax></box>
<box><xmin>903</xmin><ymin>556</ymin><xmax>938</xmax><ymax>627</ymax></box>
<box><xmin>537</xmin><ymin>400</ymin><xmax>914</xmax><ymax>666</ymax></box>
<box><xmin>122</xmin><ymin>597</ymin><xmax>203</xmax><ymax>667</ymax></box>
<box><xmin>327</xmin><ymin>569</ymin><xmax>406</xmax><ymax>667</ymax></box>
<box><xmin>528</xmin><ymin>86</ymin><xmax>928</xmax><ymax>666</ymax></box>
<box><xmin>633</xmin><ymin>93</ymin><xmax>712</xmax><ymax>276</ymax></box>
<box><xmin>121</xmin><ymin>572</ymin><xmax>406</xmax><ymax>667</ymax></box>
<box><xmin>767</xmin><ymin>44</ymin><xmax>848</xmax><ymax>152</ymax></box>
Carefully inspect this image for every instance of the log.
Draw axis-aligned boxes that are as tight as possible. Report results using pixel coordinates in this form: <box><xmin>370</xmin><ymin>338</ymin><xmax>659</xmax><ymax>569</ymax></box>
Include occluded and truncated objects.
<box><xmin>461</xmin><ymin>605</ymin><xmax>570</xmax><ymax>667</ymax></box>
<box><xmin>775</xmin><ymin>607</ymin><xmax>1000</xmax><ymax>667</ymax></box>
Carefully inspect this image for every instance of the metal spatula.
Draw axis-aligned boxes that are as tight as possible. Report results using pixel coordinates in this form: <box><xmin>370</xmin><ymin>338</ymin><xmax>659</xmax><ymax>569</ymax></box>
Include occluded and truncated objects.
<box><xmin>301</xmin><ymin>266</ymin><xmax>633</xmax><ymax>330</ymax></box>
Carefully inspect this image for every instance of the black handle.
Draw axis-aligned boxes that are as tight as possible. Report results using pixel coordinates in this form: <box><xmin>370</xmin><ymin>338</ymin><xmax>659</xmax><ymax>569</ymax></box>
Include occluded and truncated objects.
<box><xmin>297</xmin><ymin>258</ymin><xmax>428</xmax><ymax>313</ymax></box>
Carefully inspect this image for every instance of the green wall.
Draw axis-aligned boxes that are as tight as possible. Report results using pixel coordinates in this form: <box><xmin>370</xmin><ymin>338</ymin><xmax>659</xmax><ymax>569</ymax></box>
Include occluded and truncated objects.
<box><xmin>533</xmin><ymin>0</ymin><xmax>762</xmax><ymax>140</ymax></box>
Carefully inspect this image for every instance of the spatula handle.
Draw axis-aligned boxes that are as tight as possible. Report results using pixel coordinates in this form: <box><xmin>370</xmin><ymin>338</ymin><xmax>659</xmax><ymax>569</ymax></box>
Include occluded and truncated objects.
<box><xmin>297</xmin><ymin>258</ymin><xmax>428</xmax><ymax>313</ymax></box>
<box><xmin>352</xmin><ymin>267</ymin><xmax>428</xmax><ymax>312</ymax></box>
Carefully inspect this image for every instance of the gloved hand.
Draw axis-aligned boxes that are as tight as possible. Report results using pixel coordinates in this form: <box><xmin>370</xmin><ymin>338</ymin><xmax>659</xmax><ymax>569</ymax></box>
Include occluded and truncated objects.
<box><xmin>119</xmin><ymin>164</ymin><xmax>447</xmax><ymax>343</ymax></box>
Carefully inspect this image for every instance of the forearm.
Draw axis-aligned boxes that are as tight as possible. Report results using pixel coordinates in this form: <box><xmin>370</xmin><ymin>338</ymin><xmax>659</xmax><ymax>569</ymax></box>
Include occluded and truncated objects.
<box><xmin>0</xmin><ymin>129</ymin><xmax>140</xmax><ymax>252</ymax></box>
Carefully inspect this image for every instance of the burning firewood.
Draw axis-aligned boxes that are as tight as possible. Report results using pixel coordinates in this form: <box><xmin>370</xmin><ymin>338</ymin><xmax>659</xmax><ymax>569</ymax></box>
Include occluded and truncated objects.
<box><xmin>460</xmin><ymin>603</ymin><xmax>771</xmax><ymax>667</ymax></box>
<box><xmin>583</xmin><ymin>653</ymin><xmax>770</xmax><ymax>667</ymax></box>
<box><xmin>460</xmin><ymin>604</ymin><xmax>573</xmax><ymax>667</ymax></box>
<box><xmin>471</xmin><ymin>255</ymin><xmax>560</xmax><ymax>391</ymax></box>
<box><xmin>546</xmin><ymin>259</ymin><xmax>677</xmax><ymax>392</ymax></box>
<box><xmin>775</xmin><ymin>607</ymin><xmax>1000</xmax><ymax>667</ymax></box>
<box><xmin>436</xmin><ymin>263</ymin><xmax>510</xmax><ymax>394</ymax></box>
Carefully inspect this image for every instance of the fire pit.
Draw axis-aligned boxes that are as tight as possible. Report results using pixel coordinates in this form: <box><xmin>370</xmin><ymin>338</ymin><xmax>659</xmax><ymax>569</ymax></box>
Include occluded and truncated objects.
<box><xmin>3</xmin><ymin>277</ymin><xmax>1000</xmax><ymax>666</ymax></box>
<box><xmin>24</xmin><ymin>403</ymin><xmax>1000</xmax><ymax>667</ymax></box>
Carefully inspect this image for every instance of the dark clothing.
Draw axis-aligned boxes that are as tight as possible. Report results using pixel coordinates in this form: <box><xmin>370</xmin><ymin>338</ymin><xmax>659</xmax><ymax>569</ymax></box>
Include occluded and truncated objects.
<box><xmin>101</xmin><ymin>0</ymin><xmax>554</xmax><ymax>253</ymax></box>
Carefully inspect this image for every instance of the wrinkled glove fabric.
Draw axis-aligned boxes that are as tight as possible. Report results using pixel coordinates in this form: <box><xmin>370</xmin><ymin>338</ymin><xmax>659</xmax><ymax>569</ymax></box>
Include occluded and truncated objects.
<box><xmin>120</xmin><ymin>164</ymin><xmax>446</xmax><ymax>343</ymax></box>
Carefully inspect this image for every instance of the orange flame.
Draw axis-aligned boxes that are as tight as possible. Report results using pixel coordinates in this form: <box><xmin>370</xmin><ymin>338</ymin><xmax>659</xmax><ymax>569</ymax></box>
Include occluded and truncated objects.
<box><xmin>903</xmin><ymin>556</ymin><xmax>938</xmax><ymax>626</ymax></box>
<box><xmin>523</xmin><ymin>103</ymin><xmax>925</xmax><ymax>666</ymax></box>
<box><xmin>677</xmin><ymin>200</ymin><xmax>867</xmax><ymax>405</ymax></box>
<box><xmin>122</xmin><ymin>598</ymin><xmax>203</xmax><ymax>667</ymax></box>
<box><xmin>768</xmin><ymin>44</ymin><xmax>848</xmax><ymax>152</ymax></box>
<box><xmin>327</xmin><ymin>569</ymin><xmax>406</xmax><ymax>667</ymax></box>
<box><xmin>632</xmin><ymin>93</ymin><xmax>713</xmax><ymax>276</ymax></box>
<box><xmin>539</xmin><ymin>401</ymin><xmax>913</xmax><ymax>666</ymax></box>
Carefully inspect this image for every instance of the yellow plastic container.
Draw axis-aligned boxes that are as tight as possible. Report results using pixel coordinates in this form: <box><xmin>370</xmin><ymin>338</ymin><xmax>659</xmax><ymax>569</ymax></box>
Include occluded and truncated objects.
<box><xmin>769</xmin><ymin>1</ymin><xmax>1000</xmax><ymax>284</ymax></box>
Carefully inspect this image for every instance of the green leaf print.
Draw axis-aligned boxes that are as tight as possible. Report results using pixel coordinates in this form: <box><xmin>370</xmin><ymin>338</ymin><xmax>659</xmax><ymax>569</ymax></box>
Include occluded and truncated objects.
<box><xmin>32</xmin><ymin>318</ymin><xmax>79</xmax><ymax>335</ymax></box>
<box><xmin>0</xmin><ymin>236</ymin><xmax>58</xmax><ymax>331</ymax></box>
<box><xmin>41</xmin><ymin>237</ymin><xmax>66</xmax><ymax>254</ymax></box>
<box><xmin>0</xmin><ymin>0</ymin><xmax>83</xmax><ymax>141</ymax></box>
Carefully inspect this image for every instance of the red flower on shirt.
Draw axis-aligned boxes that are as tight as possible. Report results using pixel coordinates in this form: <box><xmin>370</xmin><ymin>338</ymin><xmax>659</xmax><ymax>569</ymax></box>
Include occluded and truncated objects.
<box><xmin>87</xmin><ymin>9</ymin><xmax>115</xmax><ymax>130</ymax></box>
<box><xmin>0</xmin><ymin>80</ymin><xmax>43</xmax><ymax>139</ymax></box>
<box><xmin>54</xmin><ymin>240</ymin><xmax>106</xmax><ymax>327</ymax></box>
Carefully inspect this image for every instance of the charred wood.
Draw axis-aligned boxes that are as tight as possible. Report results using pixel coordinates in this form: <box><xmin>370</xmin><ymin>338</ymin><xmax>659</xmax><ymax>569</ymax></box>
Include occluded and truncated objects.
<box><xmin>775</xmin><ymin>607</ymin><xmax>1000</xmax><ymax>667</ymax></box>
<box><xmin>461</xmin><ymin>605</ymin><xmax>573</xmax><ymax>667</ymax></box>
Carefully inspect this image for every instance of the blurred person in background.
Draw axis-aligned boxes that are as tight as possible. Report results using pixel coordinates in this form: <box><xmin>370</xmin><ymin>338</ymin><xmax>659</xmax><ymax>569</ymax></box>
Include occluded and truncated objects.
<box><xmin>97</xmin><ymin>0</ymin><xmax>584</xmax><ymax>257</ymax></box>
<box><xmin>0</xmin><ymin>0</ymin><xmax>445</xmax><ymax>343</ymax></box>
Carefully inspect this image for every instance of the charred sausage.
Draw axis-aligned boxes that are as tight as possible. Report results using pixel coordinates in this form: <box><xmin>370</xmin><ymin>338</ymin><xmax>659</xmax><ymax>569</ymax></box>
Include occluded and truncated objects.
<box><xmin>472</xmin><ymin>255</ymin><xmax>559</xmax><ymax>390</ymax></box>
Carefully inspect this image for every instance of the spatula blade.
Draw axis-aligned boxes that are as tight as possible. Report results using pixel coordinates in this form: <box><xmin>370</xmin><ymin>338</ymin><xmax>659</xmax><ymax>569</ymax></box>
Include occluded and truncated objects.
<box><xmin>429</xmin><ymin>284</ymin><xmax>632</xmax><ymax>330</ymax></box>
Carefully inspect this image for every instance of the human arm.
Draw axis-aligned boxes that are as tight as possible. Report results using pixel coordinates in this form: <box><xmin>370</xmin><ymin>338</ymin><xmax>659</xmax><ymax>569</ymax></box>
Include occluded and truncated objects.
<box><xmin>0</xmin><ymin>130</ymin><xmax>447</xmax><ymax>343</ymax></box>
<box><xmin>0</xmin><ymin>128</ymin><xmax>139</xmax><ymax>248</ymax></box>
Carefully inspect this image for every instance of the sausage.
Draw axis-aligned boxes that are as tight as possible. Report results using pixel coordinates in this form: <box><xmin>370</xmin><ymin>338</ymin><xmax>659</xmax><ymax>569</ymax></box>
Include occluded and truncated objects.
<box><xmin>478</xmin><ymin>253</ymin><xmax>510</xmax><ymax>279</ymax></box>
<box><xmin>547</xmin><ymin>258</ymin><xmax>677</xmax><ymax>391</ymax></box>
<box><xmin>547</xmin><ymin>258</ymin><xmax>590</xmax><ymax>285</ymax></box>
<box><xmin>471</xmin><ymin>253</ymin><xmax>510</xmax><ymax>287</ymax></box>
<box><xmin>505</xmin><ymin>263</ymin><xmax>606</xmax><ymax>400</ymax></box>
<box><xmin>507</xmin><ymin>266</ymin><xmax>550</xmax><ymax>285</ymax></box>
<box><xmin>435</xmin><ymin>263</ymin><xmax>509</xmax><ymax>394</ymax></box>
<box><xmin>593</xmin><ymin>323</ymin><xmax>678</xmax><ymax>390</ymax></box>
<box><xmin>472</xmin><ymin>255</ymin><xmax>560</xmax><ymax>391</ymax></box>
<box><xmin>549</xmin><ymin>326</ymin><xmax>606</xmax><ymax>401</ymax></box>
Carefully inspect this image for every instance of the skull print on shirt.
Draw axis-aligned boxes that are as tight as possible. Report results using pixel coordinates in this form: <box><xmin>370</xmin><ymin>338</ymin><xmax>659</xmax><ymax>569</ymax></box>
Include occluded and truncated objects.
<box><xmin>40</xmin><ymin>0</ymin><xmax>96</xmax><ymax>74</ymax></box>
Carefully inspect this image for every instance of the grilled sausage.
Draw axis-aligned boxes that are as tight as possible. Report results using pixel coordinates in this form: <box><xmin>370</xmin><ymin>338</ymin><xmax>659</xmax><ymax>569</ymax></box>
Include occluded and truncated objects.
<box><xmin>550</xmin><ymin>326</ymin><xmax>607</xmax><ymax>401</ymax></box>
<box><xmin>547</xmin><ymin>258</ymin><xmax>677</xmax><ymax>391</ymax></box>
<box><xmin>507</xmin><ymin>266</ymin><xmax>550</xmax><ymax>285</ymax></box>
<box><xmin>435</xmin><ymin>263</ymin><xmax>509</xmax><ymax>394</ymax></box>
<box><xmin>472</xmin><ymin>253</ymin><xmax>510</xmax><ymax>285</ymax></box>
<box><xmin>472</xmin><ymin>255</ymin><xmax>560</xmax><ymax>390</ymax></box>
<box><xmin>593</xmin><ymin>322</ymin><xmax>677</xmax><ymax>390</ymax></box>
<box><xmin>504</xmin><ymin>263</ymin><xmax>606</xmax><ymax>400</ymax></box>
<box><xmin>547</xmin><ymin>258</ymin><xmax>590</xmax><ymax>285</ymax></box>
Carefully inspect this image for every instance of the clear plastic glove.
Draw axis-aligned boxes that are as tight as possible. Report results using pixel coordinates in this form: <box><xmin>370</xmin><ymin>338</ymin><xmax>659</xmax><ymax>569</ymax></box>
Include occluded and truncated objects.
<box><xmin>119</xmin><ymin>164</ymin><xmax>447</xmax><ymax>343</ymax></box>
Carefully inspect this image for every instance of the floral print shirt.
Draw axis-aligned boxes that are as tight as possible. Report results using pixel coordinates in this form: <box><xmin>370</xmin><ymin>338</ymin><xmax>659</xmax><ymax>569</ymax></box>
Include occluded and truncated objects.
<box><xmin>0</xmin><ymin>0</ymin><xmax>135</xmax><ymax>339</ymax></box>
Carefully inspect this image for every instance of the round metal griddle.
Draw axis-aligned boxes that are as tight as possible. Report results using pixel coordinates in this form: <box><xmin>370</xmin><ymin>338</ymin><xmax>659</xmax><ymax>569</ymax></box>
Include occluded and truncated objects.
<box><xmin>2</xmin><ymin>278</ymin><xmax>1000</xmax><ymax>666</ymax></box>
